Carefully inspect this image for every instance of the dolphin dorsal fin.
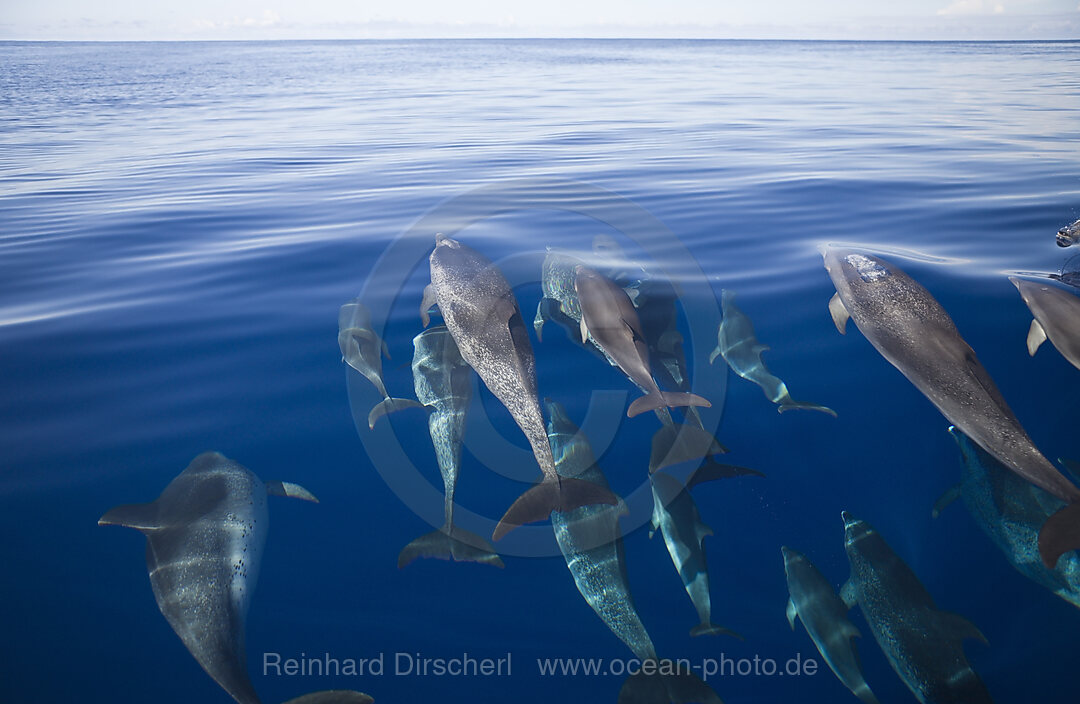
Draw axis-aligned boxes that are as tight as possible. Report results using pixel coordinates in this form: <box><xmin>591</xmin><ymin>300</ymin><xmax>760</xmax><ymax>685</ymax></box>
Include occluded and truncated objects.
<box><xmin>266</xmin><ymin>481</ymin><xmax>320</xmax><ymax>503</ymax></box>
<box><xmin>786</xmin><ymin>598</ymin><xmax>798</xmax><ymax>629</ymax></box>
<box><xmin>1026</xmin><ymin>319</ymin><xmax>1047</xmax><ymax>356</ymax></box>
<box><xmin>936</xmin><ymin>610</ymin><xmax>988</xmax><ymax>645</ymax></box>
<box><xmin>98</xmin><ymin>502</ymin><xmax>159</xmax><ymax>531</ymax></box>
<box><xmin>829</xmin><ymin>293</ymin><xmax>850</xmax><ymax>335</ymax></box>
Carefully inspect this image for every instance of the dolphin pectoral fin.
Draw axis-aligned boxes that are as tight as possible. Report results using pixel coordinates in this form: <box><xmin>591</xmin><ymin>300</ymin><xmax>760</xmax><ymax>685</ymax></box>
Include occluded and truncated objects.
<box><xmin>936</xmin><ymin>610</ymin><xmax>988</xmax><ymax>645</ymax></box>
<box><xmin>579</xmin><ymin>315</ymin><xmax>589</xmax><ymax>344</ymax></box>
<box><xmin>381</xmin><ymin>339</ymin><xmax>391</xmax><ymax>360</ymax></box>
<box><xmin>266</xmin><ymin>481</ymin><xmax>319</xmax><ymax>503</ymax></box>
<box><xmin>839</xmin><ymin>579</ymin><xmax>857</xmax><ymax>610</ymax></box>
<box><xmin>98</xmin><ymin>501</ymin><xmax>158</xmax><ymax>530</ymax></box>
<box><xmin>618</xmin><ymin>664</ymin><xmax>724</xmax><ymax>704</ymax></box>
<box><xmin>629</xmin><ymin>391</ymin><xmax>711</xmax><ymax>419</ymax></box>
<box><xmin>829</xmin><ymin>292</ymin><xmax>850</xmax><ymax>335</ymax></box>
<box><xmin>368</xmin><ymin>397</ymin><xmax>426</xmax><ymax>429</ymax></box>
<box><xmin>690</xmin><ymin>623</ymin><xmax>743</xmax><ymax>640</ymax></box>
<box><xmin>777</xmin><ymin>399</ymin><xmax>837</xmax><ymax>417</ymax></box>
<box><xmin>1038</xmin><ymin>502</ymin><xmax>1080</xmax><ymax>568</ymax></box>
<box><xmin>931</xmin><ymin>484</ymin><xmax>961</xmax><ymax>519</ymax></box>
<box><xmin>786</xmin><ymin>599</ymin><xmax>797</xmax><ymax>629</ymax></box>
<box><xmin>397</xmin><ymin>525</ymin><xmax>504</xmax><ymax>569</ymax></box>
<box><xmin>649</xmin><ymin>424</ymin><xmax>729</xmax><ymax>473</ymax></box>
<box><xmin>493</xmin><ymin>477</ymin><xmax>619</xmax><ymax>541</ymax></box>
<box><xmin>533</xmin><ymin>299</ymin><xmax>547</xmax><ymax>341</ymax></box>
<box><xmin>708</xmin><ymin>346</ymin><xmax>721</xmax><ymax>365</ymax></box>
<box><xmin>280</xmin><ymin>690</ymin><xmax>375</xmax><ymax>704</ymax></box>
<box><xmin>420</xmin><ymin>284</ymin><xmax>437</xmax><ymax>328</ymax></box>
<box><xmin>686</xmin><ymin>460</ymin><xmax>765</xmax><ymax>491</ymax></box>
<box><xmin>1059</xmin><ymin>458</ymin><xmax>1080</xmax><ymax>484</ymax></box>
<box><xmin>1026</xmin><ymin>318</ymin><xmax>1047</xmax><ymax>356</ymax></box>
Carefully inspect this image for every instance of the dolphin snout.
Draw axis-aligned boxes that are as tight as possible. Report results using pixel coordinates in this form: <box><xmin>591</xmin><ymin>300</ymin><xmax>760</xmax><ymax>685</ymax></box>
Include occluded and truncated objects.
<box><xmin>841</xmin><ymin>510</ymin><xmax>858</xmax><ymax>528</ymax></box>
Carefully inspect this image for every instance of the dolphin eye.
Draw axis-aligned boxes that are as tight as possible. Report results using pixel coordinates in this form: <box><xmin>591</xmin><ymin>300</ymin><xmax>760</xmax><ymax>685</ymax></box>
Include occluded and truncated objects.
<box><xmin>845</xmin><ymin>254</ymin><xmax>891</xmax><ymax>283</ymax></box>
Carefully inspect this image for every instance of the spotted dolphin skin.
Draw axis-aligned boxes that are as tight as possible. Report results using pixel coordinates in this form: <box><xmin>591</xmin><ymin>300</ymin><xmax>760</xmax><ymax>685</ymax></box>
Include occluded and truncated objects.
<box><xmin>99</xmin><ymin>452</ymin><xmax>320</xmax><ymax>704</ymax></box>
<box><xmin>395</xmin><ymin>325</ymin><xmax>502</xmax><ymax>569</ymax></box>
<box><xmin>841</xmin><ymin>512</ymin><xmax>993</xmax><ymax>704</ymax></box>
<box><xmin>782</xmin><ymin>546</ymin><xmax>879</xmax><ymax>704</ymax></box>
<box><xmin>1057</xmin><ymin>217</ymin><xmax>1080</xmax><ymax>247</ymax></box>
<box><xmin>575</xmin><ymin>265</ymin><xmax>711</xmax><ymax>418</ymax></box>
<box><xmin>822</xmin><ymin>246</ymin><xmax>1080</xmax><ymax>568</ymax></box>
<box><xmin>1010</xmin><ymin>277</ymin><xmax>1080</xmax><ymax>371</ymax></box>
<box><xmin>936</xmin><ymin>428</ymin><xmax>1080</xmax><ymax>610</ymax></box>
<box><xmin>712</xmin><ymin>290</ymin><xmax>835</xmax><ymax>416</ymax></box>
<box><xmin>338</xmin><ymin>299</ymin><xmax>424</xmax><ymax>428</ymax></box>
<box><xmin>427</xmin><ymin>235</ymin><xmax>617</xmax><ymax>540</ymax></box>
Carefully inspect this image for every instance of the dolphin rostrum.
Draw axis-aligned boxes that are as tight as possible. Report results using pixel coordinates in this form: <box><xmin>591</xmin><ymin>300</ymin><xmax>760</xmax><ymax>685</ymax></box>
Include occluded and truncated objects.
<box><xmin>99</xmin><ymin>452</ymin><xmax>320</xmax><ymax>704</ymax></box>
<box><xmin>936</xmin><ymin>427</ymin><xmax>1080</xmax><ymax>609</ymax></box>
<box><xmin>712</xmin><ymin>290</ymin><xmax>835</xmax><ymax>416</ymax></box>
<box><xmin>575</xmin><ymin>265</ymin><xmax>710</xmax><ymax>418</ymax></box>
<box><xmin>426</xmin><ymin>234</ymin><xmax>616</xmax><ymax>541</ymax></box>
<box><xmin>1010</xmin><ymin>277</ymin><xmax>1080</xmax><ymax>371</ymax></box>
<box><xmin>841</xmin><ymin>511</ymin><xmax>992</xmax><ymax>704</ymax></box>
<box><xmin>338</xmin><ymin>298</ymin><xmax>424</xmax><ymax>428</ymax></box>
<box><xmin>822</xmin><ymin>246</ymin><xmax>1080</xmax><ymax>568</ymax></box>
<box><xmin>649</xmin><ymin>469</ymin><xmax>743</xmax><ymax>639</ymax></box>
<box><xmin>395</xmin><ymin>325</ymin><xmax>503</xmax><ymax>568</ymax></box>
<box><xmin>782</xmin><ymin>546</ymin><xmax>879</xmax><ymax>704</ymax></box>
<box><xmin>1058</xmin><ymin>217</ymin><xmax>1080</xmax><ymax>247</ymax></box>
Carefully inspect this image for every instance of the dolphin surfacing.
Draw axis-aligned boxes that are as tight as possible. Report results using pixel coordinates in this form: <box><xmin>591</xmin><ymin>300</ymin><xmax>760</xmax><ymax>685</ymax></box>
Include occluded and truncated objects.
<box><xmin>1010</xmin><ymin>276</ymin><xmax>1080</xmax><ymax>371</ymax></box>
<box><xmin>427</xmin><ymin>235</ymin><xmax>616</xmax><ymax>540</ymax></box>
<box><xmin>822</xmin><ymin>246</ymin><xmax>1080</xmax><ymax>568</ymax></box>
<box><xmin>99</xmin><ymin>451</ymin><xmax>319</xmax><ymax>704</ymax></box>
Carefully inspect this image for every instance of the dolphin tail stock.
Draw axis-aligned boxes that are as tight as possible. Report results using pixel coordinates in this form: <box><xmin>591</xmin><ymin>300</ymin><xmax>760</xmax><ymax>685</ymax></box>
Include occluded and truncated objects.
<box><xmin>690</xmin><ymin>622</ymin><xmax>744</xmax><ymax>640</ymax></box>
<box><xmin>618</xmin><ymin>661</ymin><xmax>724</xmax><ymax>704</ymax></box>
<box><xmin>280</xmin><ymin>690</ymin><xmax>375</xmax><ymax>704</ymax></box>
<box><xmin>1038</xmin><ymin>501</ymin><xmax>1080</xmax><ymax>568</ymax></box>
<box><xmin>398</xmin><ymin>524</ymin><xmax>504</xmax><ymax>569</ymax></box>
<box><xmin>367</xmin><ymin>396</ymin><xmax>427</xmax><ymax>429</ymax></box>
<box><xmin>777</xmin><ymin>398</ymin><xmax>837</xmax><ymax>417</ymax></box>
<box><xmin>685</xmin><ymin>459</ymin><xmax>765</xmax><ymax>492</ymax></box>
<box><xmin>266</xmin><ymin>481</ymin><xmax>320</xmax><ymax>503</ymax></box>
<box><xmin>649</xmin><ymin>423</ymin><xmax>729</xmax><ymax>474</ymax></box>
<box><xmin>492</xmin><ymin>476</ymin><xmax>619</xmax><ymax>541</ymax></box>
<box><xmin>628</xmin><ymin>391</ymin><xmax>711</xmax><ymax>419</ymax></box>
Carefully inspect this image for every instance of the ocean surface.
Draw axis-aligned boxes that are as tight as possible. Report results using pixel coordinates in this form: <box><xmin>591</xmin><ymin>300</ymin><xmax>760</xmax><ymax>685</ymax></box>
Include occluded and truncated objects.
<box><xmin>2</xmin><ymin>39</ymin><xmax>1079</xmax><ymax>704</ymax></box>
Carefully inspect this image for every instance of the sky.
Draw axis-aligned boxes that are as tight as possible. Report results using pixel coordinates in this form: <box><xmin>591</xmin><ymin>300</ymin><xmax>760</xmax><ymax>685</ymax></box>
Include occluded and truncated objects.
<box><xmin>1</xmin><ymin>0</ymin><xmax>1079</xmax><ymax>40</ymax></box>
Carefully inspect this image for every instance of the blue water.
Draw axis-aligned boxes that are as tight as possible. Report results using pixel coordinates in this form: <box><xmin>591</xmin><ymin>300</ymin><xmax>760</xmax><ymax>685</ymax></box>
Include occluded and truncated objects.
<box><xmin>2</xmin><ymin>39</ymin><xmax>1079</xmax><ymax>703</ymax></box>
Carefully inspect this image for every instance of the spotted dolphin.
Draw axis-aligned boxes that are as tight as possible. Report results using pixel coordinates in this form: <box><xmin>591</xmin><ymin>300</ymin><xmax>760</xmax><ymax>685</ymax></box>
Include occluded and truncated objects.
<box><xmin>649</xmin><ymin>469</ymin><xmax>743</xmax><ymax>639</ymax></box>
<box><xmin>936</xmin><ymin>427</ymin><xmax>1080</xmax><ymax>610</ymax></box>
<box><xmin>575</xmin><ymin>265</ymin><xmax>711</xmax><ymax>418</ymax></box>
<box><xmin>99</xmin><ymin>452</ymin><xmax>319</xmax><ymax>704</ymax></box>
<box><xmin>1058</xmin><ymin>217</ymin><xmax>1080</xmax><ymax>247</ymax></box>
<box><xmin>841</xmin><ymin>512</ymin><xmax>993</xmax><ymax>704</ymax></box>
<box><xmin>395</xmin><ymin>325</ymin><xmax>502</xmax><ymax>568</ymax></box>
<box><xmin>427</xmin><ymin>235</ymin><xmax>616</xmax><ymax>541</ymax></box>
<box><xmin>338</xmin><ymin>299</ymin><xmax>424</xmax><ymax>428</ymax></box>
<box><xmin>1010</xmin><ymin>277</ymin><xmax>1080</xmax><ymax>371</ymax></box>
<box><xmin>782</xmin><ymin>546</ymin><xmax>879</xmax><ymax>704</ymax></box>
<box><xmin>822</xmin><ymin>246</ymin><xmax>1080</xmax><ymax>568</ymax></box>
<box><xmin>712</xmin><ymin>290</ymin><xmax>835</xmax><ymax>416</ymax></box>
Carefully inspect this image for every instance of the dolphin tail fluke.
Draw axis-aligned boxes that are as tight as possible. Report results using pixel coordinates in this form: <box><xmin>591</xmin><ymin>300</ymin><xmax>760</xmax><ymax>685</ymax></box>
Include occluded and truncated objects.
<box><xmin>690</xmin><ymin>623</ymin><xmax>744</xmax><ymax>640</ymax></box>
<box><xmin>280</xmin><ymin>690</ymin><xmax>374</xmax><ymax>704</ymax></box>
<box><xmin>686</xmin><ymin>460</ymin><xmax>765</xmax><ymax>491</ymax></box>
<box><xmin>852</xmin><ymin>684</ymin><xmax>881</xmax><ymax>704</ymax></box>
<box><xmin>777</xmin><ymin>399</ymin><xmax>837</xmax><ymax>417</ymax></box>
<box><xmin>493</xmin><ymin>477</ymin><xmax>619</xmax><ymax>541</ymax></box>
<box><xmin>367</xmin><ymin>397</ymin><xmax>426</xmax><ymax>429</ymax></box>
<box><xmin>1038</xmin><ymin>501</ymin><xmax>1080</xmax><ymax>568</ymax></box>
<box><xmin>618</xmin><ymin>663</ymin><xmax>724</xmax><ymax>704</ymax></box>
<box><xmin>628</xmin><ymin>391</ymin><xmax>711</xmax><ymax>418</ymax></box>
<box><xmin>98</xmin><ymin>502</ymin><xmax>158</xmax><ymax>530</ymax></box>
<box><xmin>398</xmin><ymin>525</ymin><xmax>504</xmax><ymax>569</ymax></box>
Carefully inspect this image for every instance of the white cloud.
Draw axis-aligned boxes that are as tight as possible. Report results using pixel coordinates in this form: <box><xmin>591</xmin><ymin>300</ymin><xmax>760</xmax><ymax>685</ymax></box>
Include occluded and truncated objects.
<box><xmin>938</xmin><ymin>0</ymin><xmax>1006</xmax><ymax>15</ymax></box>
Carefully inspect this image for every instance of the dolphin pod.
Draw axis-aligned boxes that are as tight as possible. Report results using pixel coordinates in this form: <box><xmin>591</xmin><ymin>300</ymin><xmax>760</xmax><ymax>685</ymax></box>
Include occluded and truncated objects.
<box><xmin>1010</xmin><ymin>277</ymin><xmax>1080</xmax><ymax>371</ymax></box>
<box><xmin>712</xmin><ymin>289</ymin><xmax>835</xmax><ymax>416</ymax></box>
<box><xmin>426</xmin><ymin>234</ymin><xmax>618</xmax><ymax>540</ymax></box>
<box><xmin>782</xmin><ymin>546</ymin><xmax>879</xmax><ymax>704</ymax></box>
<box><xmin>822</xmin><ymin>246</ymin><xmax>1080</xmax><ymax>568</ymax></box>
<box><xmin>99</xmin><ymin>452</ymin><xmax>369</xmax><ymax>704</ymax></box>
<box><xmin>575</xmin><ymin>264</ymin><xmax>711</xmax><ymax>418</ymax></box>
<box><xmin>395</xmin><ymin>325</ymin><xmax>503</xmax><ymax>569</ymax></box>
<box><xmin>841</xmin><ymin>512</ymin><xmax>993</xmax><ymax>704</ymax></box>
<box><xmin>937</xmin><ymin>427</ymin><xmax>1080</xmax><ymax>610</ymax></box>
<box><xmin>338</xmin><ymin>299</ymin><xmax>425</xmax><ymax>428</ymax></box>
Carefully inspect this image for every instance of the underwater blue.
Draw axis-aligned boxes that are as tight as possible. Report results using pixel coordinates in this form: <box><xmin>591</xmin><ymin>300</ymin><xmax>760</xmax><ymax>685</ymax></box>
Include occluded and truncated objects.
<box><xmin>2</xmin><ymin>39</ymin><xmax>1079</xmax><ymax>703</ymax></box>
